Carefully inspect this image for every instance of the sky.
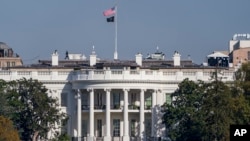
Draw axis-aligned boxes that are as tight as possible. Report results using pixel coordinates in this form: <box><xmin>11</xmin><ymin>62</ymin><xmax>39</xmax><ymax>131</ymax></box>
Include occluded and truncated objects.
<box><xmin>0</xmin><ymin>0</ymin><xmax>250</xmax><ymax>65</ymax></box>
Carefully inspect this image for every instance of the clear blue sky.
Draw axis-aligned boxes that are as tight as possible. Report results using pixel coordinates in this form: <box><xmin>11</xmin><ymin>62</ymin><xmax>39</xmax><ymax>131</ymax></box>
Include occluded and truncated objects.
<box><xmin>0</xmin><ymin>0</ymin><xmax>250</xmax><ymax>64</ymax></box>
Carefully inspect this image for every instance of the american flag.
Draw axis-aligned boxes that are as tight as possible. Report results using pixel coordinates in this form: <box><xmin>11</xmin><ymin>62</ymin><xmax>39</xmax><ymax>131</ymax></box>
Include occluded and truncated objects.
<box><xmin>103</xmin><ymin>7</ymin><xmax>116</xmax><ymax>16</ymax></box>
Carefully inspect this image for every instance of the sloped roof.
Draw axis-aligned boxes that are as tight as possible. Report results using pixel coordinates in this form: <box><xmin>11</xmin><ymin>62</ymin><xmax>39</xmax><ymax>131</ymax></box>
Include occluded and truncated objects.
<box><xmin>0</xmin><ymin>42</ymin><xmax>11</xmax><ymax>50</ymax></box>
<box><xmin>207</xmin><ymin>52</ymin><xmax>229</xmax><ymax>58</ymax></box>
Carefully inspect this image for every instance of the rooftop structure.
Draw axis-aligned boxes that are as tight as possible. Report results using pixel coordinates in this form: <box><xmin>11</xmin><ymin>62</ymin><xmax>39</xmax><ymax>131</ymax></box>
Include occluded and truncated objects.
<box><xmin>0</xmin><ymin>42</ymin><xmax>23</xmax><ymax>68</ymax></box>
<box><xmin>229</xmin><ymin>33</ymin><xmax>250</xmax><ymax>66</ymax></box>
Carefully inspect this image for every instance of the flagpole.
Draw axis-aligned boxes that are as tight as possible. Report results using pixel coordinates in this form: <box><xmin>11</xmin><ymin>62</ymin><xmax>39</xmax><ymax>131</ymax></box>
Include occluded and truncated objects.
<box><xmin>114</xmin><ymin>5</ymin><xmax>118</xmax><ymax>60</ymax></box>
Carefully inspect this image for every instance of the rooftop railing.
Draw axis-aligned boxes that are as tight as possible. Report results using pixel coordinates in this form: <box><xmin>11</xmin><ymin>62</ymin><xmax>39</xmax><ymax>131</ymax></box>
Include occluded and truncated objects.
<box><xmin>0</xmin><ymin>69</ymin><xmax>234</xmax><ymax>82</ymax></box>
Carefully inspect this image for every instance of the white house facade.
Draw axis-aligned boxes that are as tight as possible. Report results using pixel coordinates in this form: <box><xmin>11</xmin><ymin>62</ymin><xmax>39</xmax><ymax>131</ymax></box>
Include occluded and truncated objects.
<box><xmin>0</xmin><ymin>49</ymin><xmax>235</xmax><ymax>141</ymax></box>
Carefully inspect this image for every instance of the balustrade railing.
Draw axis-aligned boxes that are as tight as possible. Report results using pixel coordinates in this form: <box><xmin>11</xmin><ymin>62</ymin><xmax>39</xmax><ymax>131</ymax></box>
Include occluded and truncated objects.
<box><xmin>0</xmin><ymin>69</ymin><xmax>235</xmax><ymax>82</ymax></box>
<box><xmin>82</xmin><ymin>104</ymin><xmax>152</xmax><ymax>110</ymax></box>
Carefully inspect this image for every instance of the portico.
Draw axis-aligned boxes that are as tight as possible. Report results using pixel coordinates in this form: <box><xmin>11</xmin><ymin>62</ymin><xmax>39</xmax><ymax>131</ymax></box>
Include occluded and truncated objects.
<box><xmin>73</xmin><ymin>85</ymin><xmax>163</xmax><ymax>141</ymax></box>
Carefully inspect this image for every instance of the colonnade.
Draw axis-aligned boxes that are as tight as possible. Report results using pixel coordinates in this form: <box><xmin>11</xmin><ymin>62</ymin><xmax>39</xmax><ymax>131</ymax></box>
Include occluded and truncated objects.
<box><xmin>75</xmin><ymin>88</ymin><xmax>162</xmax><ymax>141</ymax></box>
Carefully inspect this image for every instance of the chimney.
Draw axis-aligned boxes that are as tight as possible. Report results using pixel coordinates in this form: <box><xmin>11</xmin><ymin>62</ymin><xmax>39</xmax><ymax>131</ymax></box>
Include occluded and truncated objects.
<box><xmin>135</xmin><ymin>53</ymin><xmax>142</xmax><ymax>66</ymax></box>
<box><xmin>173</xmin><ymin>51</ymin><xmax>181</xmax><ymax>66</ymax></box>
<box><xmin>52</xmin><ymin>50</ymin><xmax>59</xmax><ymax>66</ymax></box>
<box><xmin>90</xmin><ymin>46</ymin><xmax>97</xmax><ymax>66</ymax></box>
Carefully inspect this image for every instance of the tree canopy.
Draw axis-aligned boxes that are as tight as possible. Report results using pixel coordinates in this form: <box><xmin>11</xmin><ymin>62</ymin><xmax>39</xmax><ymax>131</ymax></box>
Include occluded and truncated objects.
<box><xmin>0</xmin><ymin>78</ymin><xmax>67</xmax><ymax>141</ymax></box>
<box><xmin>162</xmin><ymin>78</ymin><xmax>250</xmax><ymax>141</ymax></box>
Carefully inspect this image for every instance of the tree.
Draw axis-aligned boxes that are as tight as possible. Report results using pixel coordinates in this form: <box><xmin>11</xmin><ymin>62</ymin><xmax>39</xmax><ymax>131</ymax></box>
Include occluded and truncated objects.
<box><xmin>5</xmin><ymin>78</ymin><xmax>67</xmax><ymax>141</ymax></box>
<box><xmin>231</xmin><ymin>62</ymin><xmax>250</xmax><ymax>124</ymax></box>
<box><xmin>201</xmin><ymin>81</ymin><xmax>233</xmax><ymax>141</ymax></box>
<box><xmin>162</xmin><ymin>79</ymin><xmax>208</xmax><ymax>141</ymax></box>
<box><xmin>0</xmin><ymin>79</ymin><xmax>12</xmax><ymax>116</ymax></box>
<box><xmin>162</xmin><ymin>78</ymin><xmax>250</xmax><ymax>141</ymax></box>
<box><xmin>0</xmin><ymin>116</ymin><xmax>20</xmax><ymax>141</ymax></box>
<box><xmin>235</xmin><ymin>62</ymin><xmax>250</xmax><ymax>103</ymax></box>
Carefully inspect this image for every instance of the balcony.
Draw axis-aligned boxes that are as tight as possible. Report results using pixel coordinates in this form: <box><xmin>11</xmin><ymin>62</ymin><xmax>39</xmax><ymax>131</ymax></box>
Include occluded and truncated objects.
<box><xmin>94</xmin><ymin>105</ymin><xmax>106</xmax><ymax>110</ymax></box>
<box><xmin>145</xmin><ymin>105</ymin><xmax>152</xmax><ymax>110</ymax></box>
<box><xmin>128</xmin><ymin>105</ymin><xmax>140</xmax><ymax>110</ymax></box>
<box><xmin>82</xmin><ymin>105</ymin><xmax>89</xmax><ymax>110</ymax></box>
<box><xmin>111</xmin><ymin>105</ymin><xmax>122</xmax><ymax>110</ymax></box>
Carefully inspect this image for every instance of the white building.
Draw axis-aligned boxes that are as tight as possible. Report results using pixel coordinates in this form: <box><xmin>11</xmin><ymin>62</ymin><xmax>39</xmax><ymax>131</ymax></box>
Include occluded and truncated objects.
<box><xmin>0</xmin><ymin>49</ymin><xmax>235</xmax><ymax>141</ymax></box>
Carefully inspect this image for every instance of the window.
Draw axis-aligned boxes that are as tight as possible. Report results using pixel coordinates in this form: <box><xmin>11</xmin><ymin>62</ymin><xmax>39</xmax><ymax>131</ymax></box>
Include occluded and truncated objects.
<box><xmin>113</xmin><ymin>119</ymin><xmax>120</xmax><ymax>137</ymax></box>
<box><xmin>82</xmin><ymin>120</ymin><xmax>88</xmax><ymax>137</ymax></box>
<box><xmin>131</xmin><ymin>93</ymin><xmax>136</xmax><ymax>104</ymax></box>
<box><xmin>113</xmin><ymin>93</ymin><xmax>120</xmax><ymax>108</ymax></box>
<box><xmin>97</xmin><ymin>119</ymin><xmax>102</xmax><ymax>137</ymax></box>
<box><xmin>248</xmin><ymin>51</ymin><xmax>250</xmax><ymax>60</ymax></box>
<box><xmin>61</xmin><ymin>93</ymin><xmax>67</xmax><ymax>107</ymax></box>
<box><xmin>97</xmin><ymin>93</ymin><xmax>102</xmax><ymax>106</ymax></box>
<box><xmin>6</xmin><ymin>62</ymin><xmax>10</xmax><ymax>67</ymax></box>
<box><xmin>145</xmin><ymin>96</ymin><xmax>152</xmax><ymax>109</ymax></box>
<box><xmin>165</xmin><ymin>94</ymin><xmax>171</xmax><ymax>104</ymax></box>
<box><xmin>130</xmin><ymin>119</ymin><xmax>136</xmax><ymax>137</ymax></box>
<box><xmin>82</xmin><ymin>93</ymin><xmax>88</xmax><ymax>110</ymax></box>
<box><xmin>11</xmin><ymin>62</ymin><xmax>15</xmax><ymax>66</ymax></box>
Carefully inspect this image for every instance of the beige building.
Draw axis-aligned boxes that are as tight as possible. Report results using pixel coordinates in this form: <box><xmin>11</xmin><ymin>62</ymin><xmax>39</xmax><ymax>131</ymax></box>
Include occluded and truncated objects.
<box><xmin>229</xmin><ymin>34</ymin><xmax>250</xmax><ymax>66</ymax></box>
<box><xmin>0</xmin><ymin>42</ymin><xmax>23</xmax><ymax>68</ymax></box>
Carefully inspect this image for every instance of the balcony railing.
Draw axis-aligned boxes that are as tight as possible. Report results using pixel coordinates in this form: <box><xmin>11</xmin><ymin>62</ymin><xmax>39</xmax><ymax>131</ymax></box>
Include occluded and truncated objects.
<box><xmin>145</xmin><ymin>105</ymin><xmax>152</xmax><ymax>110</ymax></box>
<box><xmin>82</xmin><ymin>104</ymin><xmax>152</xmax><ymax>110</ymax></box>
<box><xmin>82</xmin><ymin>105</ymin><xmax>89</xmax><ymax>110</ymax></box>
<box><xmin>128</xmin><ymin>105</ymin><xmax>140</xmax><ymax>110</ymax></box>
<box><xmin>0</xmin><ymin>69</ymin><xmax>234</xmax><ymax>82</ymax></box>
<box><xmin>94</xmin><ymin>105</ymin><xmax>106</xmax><ymax>110</ymax></box>
<box><xmin>111</xmin><ymin>105</ymin><xmax>122</xmax><ymax>109</ymax></box>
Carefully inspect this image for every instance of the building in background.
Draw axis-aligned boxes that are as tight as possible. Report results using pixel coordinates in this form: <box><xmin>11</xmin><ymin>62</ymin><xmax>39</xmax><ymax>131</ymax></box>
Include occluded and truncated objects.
<box><xmin>229</xmin><ymin>33</ymin><xmax>250</xmax><ymax>66</ymax></box>
<box><xmin>206</xmin><ymin>51</ymin><xmax>229</xmax><ymax>67</ymax></box>
<box><xmin>0</xmin><ymin>42</ymin><xmax>23</xmax><ymax>68</ymax></box>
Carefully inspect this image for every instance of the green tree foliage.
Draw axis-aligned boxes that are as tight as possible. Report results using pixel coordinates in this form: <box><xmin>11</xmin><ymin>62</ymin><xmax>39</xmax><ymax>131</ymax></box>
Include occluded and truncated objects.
<box><xmin>162</xmin><ymin>78</ymin><xmax>250</xmax><ymax>141</ymax></box>
<box><xmin>0</xmin><ymin>116</ymin><xmax>20</xmax><ymax>141</ymax></box>
<box><xmin>4</xmin><ymin>78</ymin><xmax>67</xmax><ymax>141</ymax></box>
<box><xmin>51</xmin><ymin>132</ymin><xmax>70</xmax><ymax>141</ymax></box>
<box><xmin>0</xmin><ymin>79</ymin><xmax>12</xmax><ymax>116</ymax></box>
<box><xmin>235</xmin><ymin>62</ymin><xmax>250</xmax><ymax>103</ymax></box>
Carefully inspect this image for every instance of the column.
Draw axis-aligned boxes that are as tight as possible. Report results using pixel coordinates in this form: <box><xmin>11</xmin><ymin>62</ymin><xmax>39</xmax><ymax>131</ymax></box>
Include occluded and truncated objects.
<box><xmin>140</xmin><ymin>89</ymin><xmax>145</xmax><ymax>141</ymax></box>
<box><xmin>77</xmin><ymin>89</ymin><xmax>82</xmax><ymax>141</ymax></box>
<box><xmin>104</xmin><ymin>88</ymin><xmax>111</xmax><ymax>141</ymax></box>
<box><xmin>123</xmin><ymin>89</ymin><xmax>129</xmax><ymax>141</ymax></box>
<box><xmin>88</xmin><ymin>88</ymin><xmax>94</xmax><ymax>141</ymax></box>
<box><xmin>151</xmin><ymin>89</ymin><xmax>157</xmax><ymax>137</ymax></box>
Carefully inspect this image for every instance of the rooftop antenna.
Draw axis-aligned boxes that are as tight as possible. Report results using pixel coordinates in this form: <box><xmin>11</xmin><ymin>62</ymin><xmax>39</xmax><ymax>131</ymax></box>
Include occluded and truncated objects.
<box><xmin>92</xmin><ymin>45</ymin><xmax>96</xmax><ymax>54</ymax></box>
<box><xmin>156</xmin><ymin>46</ymin><xmax>159</xmax><ymax>52</ymax></box>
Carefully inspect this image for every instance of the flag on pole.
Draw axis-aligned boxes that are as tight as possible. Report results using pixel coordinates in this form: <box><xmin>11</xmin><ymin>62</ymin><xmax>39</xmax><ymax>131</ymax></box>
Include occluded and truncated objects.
<box><xmin>106</xmin><ymin>16</ymin><xmax>114</xmax><ymax>22</ymax></box>
<box><xmin>103</xmin><ymin>7</ymin><xmax>116</xmax><ymax>16</ymax></box>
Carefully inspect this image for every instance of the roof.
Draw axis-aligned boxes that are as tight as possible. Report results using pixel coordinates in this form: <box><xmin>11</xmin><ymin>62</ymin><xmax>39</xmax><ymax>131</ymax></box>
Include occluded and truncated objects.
<box><xmin>34</xmin><ymin>58</ymin><xmax>197</xmax><ymax>70</ymax></box>
<box><xmin>207</xmin><ymin>52</ymin><xmax>229</xmax><ymax>58</ymax></box>
<box><xmin>0</xmin><ymin>42</ymin><xmax>11</xmax><ymax>50</ymax></box>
